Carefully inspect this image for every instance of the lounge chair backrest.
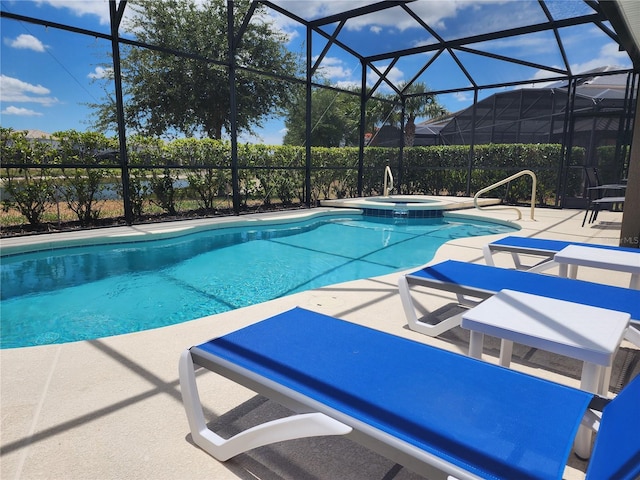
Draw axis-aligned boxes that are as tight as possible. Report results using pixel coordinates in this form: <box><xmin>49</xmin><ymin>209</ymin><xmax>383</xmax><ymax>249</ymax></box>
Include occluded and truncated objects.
<box><xmin>586</xmin><ymin>374</ymin><xmax>640</xmax><ymax>480</ymax></box>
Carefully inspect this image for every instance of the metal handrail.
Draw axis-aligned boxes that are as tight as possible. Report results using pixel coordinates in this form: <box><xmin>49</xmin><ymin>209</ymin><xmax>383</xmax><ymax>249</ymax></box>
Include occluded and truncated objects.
<box><xmin>383</xmin><ymin>165</ymin><xmax>394</xmax><ymax>196</ymax></box>
<box><xmin>474</xmin><ymin>170</ymin><xmax>537</xmax><ymax>220</ymax></box>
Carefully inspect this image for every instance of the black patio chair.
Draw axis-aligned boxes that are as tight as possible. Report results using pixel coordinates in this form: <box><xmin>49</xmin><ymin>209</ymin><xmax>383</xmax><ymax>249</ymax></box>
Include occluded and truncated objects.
<box><xmin>582</xmin><ymin>167</ymin><xmax>626</xmax><ymax>227</ymax></box>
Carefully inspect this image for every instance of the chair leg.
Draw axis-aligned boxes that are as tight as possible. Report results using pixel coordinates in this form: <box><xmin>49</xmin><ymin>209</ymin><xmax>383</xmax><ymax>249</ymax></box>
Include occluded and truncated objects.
<box><xmin>591</xmin><ymin>204</ymin><xmax>601</xmax><ymax>223</ymax></box>
<box><xmin>178</xmin><ymin>349</ymin><xmax>352</xmax><ymax>461</ymax></box>
<box><xmin>582</xmin><ymin>205</ymin><xmax>591</xmax><ymax>227</ymax></box>
<box><xmin>398</xmin><ymin>276</ymin><xmax>467</xmax><ymax>336</ymax></box>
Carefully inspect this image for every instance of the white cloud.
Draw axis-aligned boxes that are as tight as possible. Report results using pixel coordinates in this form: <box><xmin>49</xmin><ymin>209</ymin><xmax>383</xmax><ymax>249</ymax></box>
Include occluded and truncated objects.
<box><xmin>34</xmin><ymin>0</ymin><xmax>111</xmax><ymax>25</ymax></box>
<box><xmin>453</xmin><ymin>91</ymin><xmax>472</xmax><ymax>103</ymax></box>
<box><xmin>528</xmin><ymin>41</ymin><xmax>633</xmax><ymax>89</ymax></box>
<box><xmin>313</xmin><ymin>56</ymin><xmax>354</xmax><ymax>80</ymax></box>
<box><xmin>1</xmin><ymin>75</ymin><xmax>49</xmax><ymax>96</ymax></box>
<box><xmin>269</xmin><ymin>1</ymin><xmax>369</xmax><ymax>22</ymax></box>
<box><xmin>88</xmin><ymin>66</ymin><xmax>113</xmax><ymax>80</ymax></box>
<box><xmin>259</xmin><ymin>9</ymin><xmax>301</xmax><ymax>44</ymax></box>
<box><xmin>7</xmin><ymin>34</ymin><xmax>46</xmax><ymax>52</ymax></box>
<box><xmin>525</xmin><ymin>67</ymin><xmax>565</xmax><ymax>88</ymax></box>
<box><xmin>1</xmin><ymin>106</ymin><xmax>44</xmax><ymax>116</ymax></box>
<box><xmin>370</xmin><ymin>26</ymin><xmax>382</xmax><ymax>34</ymax></box>
<box><xmin>334</xmin><ymin>80</ymin><xmax>360</xmax><ymax>90</ymax></box>
<box><xmin>571</xmin><ymin>42</ymin><xmax>631</xmax><ymax>74</ymax></box>
<box><xmin>367</xmin><ymin>65</ymin><xmax>404</xmax><ymax>92</ymax></box>
<box><xmin>267</xmin><ymin>0</ymin><xmax>460</xmax><ymax>33</ymax></box>
<box><xmin>470</xmin><ymin>31</ymin><xmax>557</xmax><ymax>57</ymax></box>
<box><xmin>0</xmin><ymin>75</ymin><xmax>59</xmax><ymax>106</ymax></box>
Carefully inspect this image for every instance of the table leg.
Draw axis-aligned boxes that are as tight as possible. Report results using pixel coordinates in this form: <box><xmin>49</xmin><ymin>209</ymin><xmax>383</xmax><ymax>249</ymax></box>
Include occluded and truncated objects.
<box><xmin>568</xmin><ymin>264</ymin><xmax>578</xmax><ymax>279</ymax></box>
<box><xmin>600</xmin><ymin>366</ymin><xmax>612</xmax><ymax>397</ymax></box>
<box><xmin>630</xmin><ymin>273</ymin><xmax>639</xmax><ymax>290</ymax></box>
<box><xmin>558</xmin><ymin>263</ymin><xmax>569</xmax><ymax>278</ymax></box>
<box><xmin>574</xmin><ymin>362</ymin><xmax>603</xmax><ymax>459</ymax></box>
<box><xmin>468</xmin><ymin>331</ymin><xmax>484</xmax><ymax>360</ymax></box>
<box><xmin>499</xmin><ymin>339</ymin><xmax>513</xmax><ymax>367</ymax></box>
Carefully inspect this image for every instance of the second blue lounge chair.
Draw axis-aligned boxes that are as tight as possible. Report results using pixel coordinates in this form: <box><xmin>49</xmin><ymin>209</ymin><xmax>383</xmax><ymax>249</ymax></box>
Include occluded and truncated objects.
<box><xmin>398</xmin><ymin>259</ymin><xmax>640</xmax><ymax>340</ymax></box>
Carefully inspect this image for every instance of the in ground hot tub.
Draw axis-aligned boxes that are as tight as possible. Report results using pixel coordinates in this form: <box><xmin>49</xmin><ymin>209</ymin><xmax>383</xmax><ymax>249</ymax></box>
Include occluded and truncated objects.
<box><xmin>321</xmin><ymin>195</ymin><xmax>501</xmax><ymax>219</ymax></box>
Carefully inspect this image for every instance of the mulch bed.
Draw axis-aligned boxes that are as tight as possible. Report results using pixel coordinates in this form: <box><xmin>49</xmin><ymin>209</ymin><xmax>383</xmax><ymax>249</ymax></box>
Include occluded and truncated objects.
<box><xmin>1</xmin><ymin>203</ymin><xmax>309</xmax><ymax>238</ymax></box>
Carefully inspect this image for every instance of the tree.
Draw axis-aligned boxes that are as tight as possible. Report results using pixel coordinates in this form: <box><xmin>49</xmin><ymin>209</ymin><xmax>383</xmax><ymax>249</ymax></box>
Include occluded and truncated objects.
<box><xmin>283</xmin><ymin>85</ymin><xmax>394</xmax><ymax>147</ymax></box>
<box><xmin>55</xmin><ymin>131</ymin><xmax>116</xmax><ymax>226</ymax></box>
<box><xmin>284</xmin><ymin>86</ymin><xmax>352</xmax><ymax>147</ymax></box>
<box><xmin>399</xmin><ymin>82</ymin><xmax>448</xmax><ymax>147</ymax></box>
<box><xmin>0</xmin><ymin>128</ymin><xmax>56</xmax><ymax>226</ymax></box>
<box><xmin>91</xmin><ymin>0</ymin><xmax>300</xmax><ymax>139</ymax></box>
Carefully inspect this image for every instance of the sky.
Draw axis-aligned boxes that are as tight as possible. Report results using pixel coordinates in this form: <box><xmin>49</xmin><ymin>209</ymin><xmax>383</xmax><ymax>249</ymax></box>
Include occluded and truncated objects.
<box><xmin>0</xmin><ymin>0</ymin><xmax>633</xmax><ymax>145</ymax></box>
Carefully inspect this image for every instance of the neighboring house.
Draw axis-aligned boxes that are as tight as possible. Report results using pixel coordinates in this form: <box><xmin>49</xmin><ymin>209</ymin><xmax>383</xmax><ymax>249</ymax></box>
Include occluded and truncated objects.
<box><xmin>24</xmin><ymin>129</ymin><xmax>60</xmax><ymax>149</ymax></box>
<box><xmin>414</xmin><ymin>67</ymin><xmax>637</xmax><ymax>182</ymax></box>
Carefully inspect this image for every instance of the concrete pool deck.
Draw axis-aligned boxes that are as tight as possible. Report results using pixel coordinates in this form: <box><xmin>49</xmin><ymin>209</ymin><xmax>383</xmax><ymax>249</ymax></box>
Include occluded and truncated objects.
<box><xmin>1</xmin><ymin>204</ymin><xmax>638</xmax><ymax>480</ymax></box>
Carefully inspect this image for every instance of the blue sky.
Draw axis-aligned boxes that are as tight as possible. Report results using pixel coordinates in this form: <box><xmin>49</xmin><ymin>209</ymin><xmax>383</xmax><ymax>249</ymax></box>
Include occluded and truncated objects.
<box><xmin>0</xmin><ymin>0</ymin><xmax>633</xmax><ymax>144</ymax></box>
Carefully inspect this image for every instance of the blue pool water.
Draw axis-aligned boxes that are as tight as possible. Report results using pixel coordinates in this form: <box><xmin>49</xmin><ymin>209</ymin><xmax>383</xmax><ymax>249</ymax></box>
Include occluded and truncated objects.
<box><xmin>0</xmin><ymin>214</ymin><xmax>515</xmax><ymax>348</ymax></box>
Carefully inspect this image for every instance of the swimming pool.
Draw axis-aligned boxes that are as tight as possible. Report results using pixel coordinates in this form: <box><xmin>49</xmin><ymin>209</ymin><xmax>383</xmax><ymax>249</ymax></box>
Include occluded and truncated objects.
<box><xmin>0</xmin><ymin>213</ymin><xmax>516</xmax><ymax>348</ymax></box>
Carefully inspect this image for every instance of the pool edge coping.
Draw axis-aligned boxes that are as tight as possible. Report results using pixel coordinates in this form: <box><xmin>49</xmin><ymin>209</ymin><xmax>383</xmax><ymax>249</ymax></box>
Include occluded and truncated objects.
<box><xmin>0</xmin><ymin>208</ymin><xmax>363</xmax><ymax>256</ymax></box>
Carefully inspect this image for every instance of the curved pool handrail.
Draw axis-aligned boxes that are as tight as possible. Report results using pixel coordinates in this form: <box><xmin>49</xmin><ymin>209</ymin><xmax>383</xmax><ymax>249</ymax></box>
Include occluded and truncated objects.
<box><xmin>474</xmin><ymin>170</ymin><xmax>537</xmax><ymax>221</ymax></box>
<box><xmin>383</xmin><ymin>166</ymin><xmax>394</xmax><ymax>196</ymax></box>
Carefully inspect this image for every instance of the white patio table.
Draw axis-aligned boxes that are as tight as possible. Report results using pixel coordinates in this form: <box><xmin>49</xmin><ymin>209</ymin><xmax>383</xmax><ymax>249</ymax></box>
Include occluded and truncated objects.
<box><xmin>554</xmin><ymin>244</ymin><xmax>640</xmax><ymax>289</ymax></box>
<box><xmin>461</xmin><ymin>289</ymin><xmax>630</xmax><ymax>460</ymax></box>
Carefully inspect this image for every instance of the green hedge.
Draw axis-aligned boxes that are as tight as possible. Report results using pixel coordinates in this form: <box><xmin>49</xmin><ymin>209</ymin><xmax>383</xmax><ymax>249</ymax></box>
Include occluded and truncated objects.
<box><xmin>2</xmin><ymin>128</ymin><xmax>587</xmax><ymax>227</ymax></box>
<box><xmin>595</xmin><ymin>145</ymin><xmax>628</xmax><ymax>185</ymax></box>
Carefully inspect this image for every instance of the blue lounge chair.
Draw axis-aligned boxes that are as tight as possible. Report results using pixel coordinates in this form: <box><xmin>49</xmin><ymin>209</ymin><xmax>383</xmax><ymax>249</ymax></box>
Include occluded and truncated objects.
<box><xmin>483</xmin><ymin>235</ymin><xmax>638</xmax><ymax>271</ymax></box>
<box><xmin>398</xmin><ymin>259</ymin><xmax>640</xmax><ymax>341</ymax></box>
<box><xmin>179</xmin><ymin>307</ymin><xmax>640</xmax><ymax>480</ymax></box>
